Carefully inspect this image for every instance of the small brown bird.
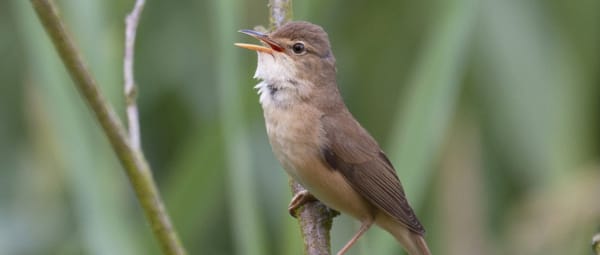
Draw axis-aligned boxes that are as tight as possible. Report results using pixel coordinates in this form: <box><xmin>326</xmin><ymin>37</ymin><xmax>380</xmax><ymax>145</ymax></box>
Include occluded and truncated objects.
<box><xmin>235</xmin><ymin>21</ymin><xmax>431</xmax><ymax>255</ymax></box>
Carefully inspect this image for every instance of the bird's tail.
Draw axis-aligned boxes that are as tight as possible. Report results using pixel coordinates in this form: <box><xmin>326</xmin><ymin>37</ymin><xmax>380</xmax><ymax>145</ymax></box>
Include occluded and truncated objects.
<box><xmin>411</xmin><ymin>234</ymin><xmax>432</xmax><ymax>255</ymax></box>
<box><xmin>376</xmin><ymin>213</ymin><xmax>432</xmax><ymax>255</ymax></box>
<box><xmin>391</xmin><ymin>229</ymin><xmax>431</xmax><ymax>255</ymax></box>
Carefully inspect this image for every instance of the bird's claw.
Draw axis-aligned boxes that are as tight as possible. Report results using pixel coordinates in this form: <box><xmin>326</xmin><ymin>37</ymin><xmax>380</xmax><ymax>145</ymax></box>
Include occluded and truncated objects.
<box><xmin>288</xmin><ymin>190</ymin><xmax>316</xmax><ymax>218</ymax></box>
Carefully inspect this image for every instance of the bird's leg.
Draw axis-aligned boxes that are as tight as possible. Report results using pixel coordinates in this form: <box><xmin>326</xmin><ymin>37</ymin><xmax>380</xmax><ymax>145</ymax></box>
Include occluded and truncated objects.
<box><xmin>336</xmin><ymin>218</ymin><xmax>374</xmax><ymax>255</ymax></box>
<box><xmin>288</xmin><ymin>189</ymin><xmax>316</xmax><ymax>218</ymax></box>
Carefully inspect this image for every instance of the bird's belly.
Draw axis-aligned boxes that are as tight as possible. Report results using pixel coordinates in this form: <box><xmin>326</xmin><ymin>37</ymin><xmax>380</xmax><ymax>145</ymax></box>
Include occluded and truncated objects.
<box><xmin>264</xmin><ymin>108</ymin><xmax>373</xmax><ymax>220</ymax></box>
<box><xmin>288</xmin><ymin>158</ymin><xmax>373</xmax><ymax>220</ymax></box>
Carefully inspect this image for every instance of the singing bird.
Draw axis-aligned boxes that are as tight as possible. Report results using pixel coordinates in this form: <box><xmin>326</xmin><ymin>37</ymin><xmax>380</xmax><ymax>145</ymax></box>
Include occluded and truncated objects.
<box><xmin>235</xmin><ymin>21</ymin><xmax>431</xmax><ymax>255</ymax></box>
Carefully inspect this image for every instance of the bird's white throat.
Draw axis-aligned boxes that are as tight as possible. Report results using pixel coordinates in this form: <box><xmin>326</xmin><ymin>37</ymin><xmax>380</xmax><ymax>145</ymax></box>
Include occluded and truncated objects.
<box><xmin>253</xmin><ymin>52</ymin><xmax>298</xmax><ymax>107</ymax></box>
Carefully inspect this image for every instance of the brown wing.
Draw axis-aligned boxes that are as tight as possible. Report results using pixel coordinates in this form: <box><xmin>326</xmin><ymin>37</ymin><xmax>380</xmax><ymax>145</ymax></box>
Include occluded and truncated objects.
<box><xmin>320</xmin><ymin>111</ymin><xmax>425</xmax><ymax>234</ymax></box>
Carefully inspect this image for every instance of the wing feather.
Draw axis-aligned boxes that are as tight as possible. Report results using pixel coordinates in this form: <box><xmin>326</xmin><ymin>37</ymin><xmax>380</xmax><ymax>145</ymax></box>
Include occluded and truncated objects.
<box><xmin>320</xmin><ymin>111</ymin><xmax>425</xmax><ymax>234</ymax></box>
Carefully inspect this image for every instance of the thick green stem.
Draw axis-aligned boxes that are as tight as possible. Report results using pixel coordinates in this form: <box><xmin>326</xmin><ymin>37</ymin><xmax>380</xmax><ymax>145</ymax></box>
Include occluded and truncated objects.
<box><xmin>29</xmin><ymin>0</ymin><xmax>186</xmax><ymax>254</ymax></box>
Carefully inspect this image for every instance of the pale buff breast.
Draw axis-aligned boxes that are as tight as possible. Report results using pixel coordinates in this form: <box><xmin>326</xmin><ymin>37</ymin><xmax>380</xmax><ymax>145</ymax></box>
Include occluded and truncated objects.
<box><xmin>263</xmin><ymin>103</ymin><xmax>322</xmax><ymax>176</ymax></box>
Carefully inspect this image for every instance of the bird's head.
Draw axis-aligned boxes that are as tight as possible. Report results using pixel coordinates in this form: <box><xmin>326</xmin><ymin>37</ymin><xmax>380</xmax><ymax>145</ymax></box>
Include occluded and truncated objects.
<box><xmin>236</xmin><ymin>21</ymin><xmax>338</xmax><ymax>106</ymax></box>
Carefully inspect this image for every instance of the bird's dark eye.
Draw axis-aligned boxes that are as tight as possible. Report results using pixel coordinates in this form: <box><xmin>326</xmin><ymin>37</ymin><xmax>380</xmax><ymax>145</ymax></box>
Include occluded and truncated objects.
<box><xmin>292</xmin><ymin>42</ymin><xmax>305</xmax><ymax>54</ymax></box>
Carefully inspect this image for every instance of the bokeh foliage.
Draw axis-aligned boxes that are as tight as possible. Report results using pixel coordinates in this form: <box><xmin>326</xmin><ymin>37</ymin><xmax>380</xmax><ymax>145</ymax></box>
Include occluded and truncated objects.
<box><xmin>1</xmin><ymin>0</ymin><xmax>599</xmax><ymax>255</ymax></box>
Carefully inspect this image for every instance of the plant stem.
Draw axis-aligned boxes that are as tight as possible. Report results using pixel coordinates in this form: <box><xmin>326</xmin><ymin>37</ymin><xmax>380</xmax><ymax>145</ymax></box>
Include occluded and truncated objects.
<box><xmin>124</xmin><ymin>0</ymin><xmax>145</xmax><ymax>150</ymax></box>
<box><xmin>30</xmin><ymin>0</ymin><xmax>187</xmax><ymax>254</ymax></box>
<box><xmin>290</xmin><ymin>180</ymin><xmax>338</xmax><ymax>255</ymax></box>
<box><xmin>268</xmin><ymin>0</ymin><xmax>293</xmax><ymax>29</ymax></box>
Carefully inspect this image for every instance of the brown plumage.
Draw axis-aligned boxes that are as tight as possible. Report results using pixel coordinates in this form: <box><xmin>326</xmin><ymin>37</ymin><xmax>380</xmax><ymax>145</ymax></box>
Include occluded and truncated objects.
<box><xmin>236</xmin><ymin>21</ymin><xmax>431</xmax><ymax>255</ymax></box>
<box><xmin>321</xmin><ymin>109</ymin><xmax>425</xmax><ymax>235</ymax></box>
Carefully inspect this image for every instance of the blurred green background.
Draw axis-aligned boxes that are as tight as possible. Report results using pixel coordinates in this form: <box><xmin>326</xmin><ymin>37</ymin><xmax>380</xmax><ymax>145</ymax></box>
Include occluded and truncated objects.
<box><xmin>1</xmin><ymin>0</ymin><xmax>599</xmax><ymax>254</ymax></box>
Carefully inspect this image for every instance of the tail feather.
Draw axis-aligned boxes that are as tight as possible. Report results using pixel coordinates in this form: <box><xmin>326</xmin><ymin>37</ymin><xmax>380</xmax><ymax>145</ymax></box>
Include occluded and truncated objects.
<box><xmin>412</xmin><ymin>234</ymin><xmax>432</xmax><ymax>255</ymax></box>
<box><xmin>396</xmin><ymin>231</ymin><xmax>431</xmax><ymax>255</ymax></box>
<box><xmin>375</xmin><ymin>212</ymin><xmax>432</xmax><ymax>255</ymax></box>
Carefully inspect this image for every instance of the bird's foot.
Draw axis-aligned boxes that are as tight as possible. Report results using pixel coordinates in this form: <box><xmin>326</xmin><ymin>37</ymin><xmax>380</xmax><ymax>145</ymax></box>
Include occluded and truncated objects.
<box><xmin>288</xmin><ymin>190</ymin><xmax>316</xmax><ymax>218</ymax></box>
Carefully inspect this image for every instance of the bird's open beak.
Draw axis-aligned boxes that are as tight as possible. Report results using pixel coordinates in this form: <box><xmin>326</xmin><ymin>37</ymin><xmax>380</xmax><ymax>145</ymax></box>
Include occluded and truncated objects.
<box><xmin>235</xmin><ymin>29</ymin><xmax>284</xmax><ymax>54</ymax></box>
